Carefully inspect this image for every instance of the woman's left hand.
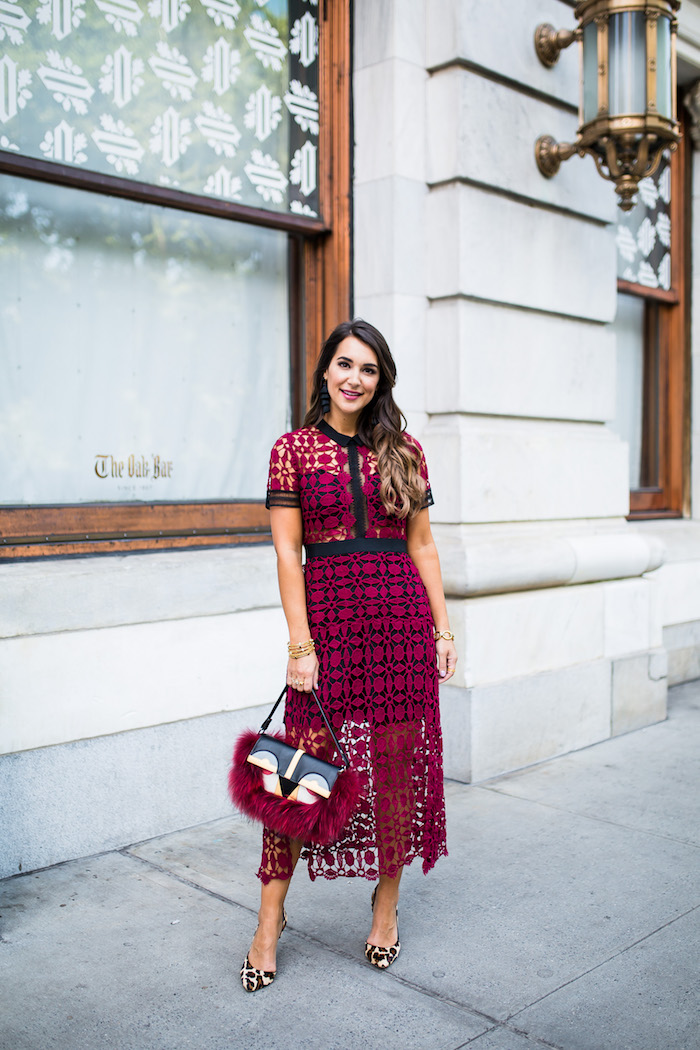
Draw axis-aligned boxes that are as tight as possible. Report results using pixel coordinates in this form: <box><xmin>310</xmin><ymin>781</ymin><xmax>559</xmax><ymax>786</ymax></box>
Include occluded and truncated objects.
<box><xmin>436</xmin><ymin>637</ymin><xmax>457</xmax><ymax>682</ymax></box>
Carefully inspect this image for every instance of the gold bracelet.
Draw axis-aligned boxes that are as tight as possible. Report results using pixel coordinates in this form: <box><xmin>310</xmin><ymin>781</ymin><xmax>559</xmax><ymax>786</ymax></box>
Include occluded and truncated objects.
<box><xmin>288</xmin><ymin>639</ymin><xmax>316</xmax><ymax>659</ymax></box>
<box><xmin>433</xmin><ymin>629</ymin><xmax>455</xmax><ymax>641</ymax></box>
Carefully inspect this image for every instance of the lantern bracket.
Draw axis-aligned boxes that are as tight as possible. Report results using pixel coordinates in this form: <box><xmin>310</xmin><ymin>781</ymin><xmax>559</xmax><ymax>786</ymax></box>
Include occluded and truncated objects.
<box><xmin>535</xmin><ymin>136</ymin><xmax>579</xmax><ymax>178</ymax></box>
<box><xmin>534</xmin><ymin>23</ymin><xmax>578</xmax><ymax>68</ymax></box>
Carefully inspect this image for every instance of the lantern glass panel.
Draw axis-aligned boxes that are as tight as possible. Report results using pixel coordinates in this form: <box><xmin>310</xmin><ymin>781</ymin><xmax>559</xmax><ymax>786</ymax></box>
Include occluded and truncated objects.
<box><xmin>608</xmin><ymin>12</ymin><xmax>647</xmax><ymax>116</ymax></box>
<box><xmin>582</xmin><ymin>20</ymin><xmax>599</xmax><ymax>124</ymax></box>
<box><xmin>656</xmin><ymin>15</ymin><xmax>673</xmax><ymax>119</ymax></box>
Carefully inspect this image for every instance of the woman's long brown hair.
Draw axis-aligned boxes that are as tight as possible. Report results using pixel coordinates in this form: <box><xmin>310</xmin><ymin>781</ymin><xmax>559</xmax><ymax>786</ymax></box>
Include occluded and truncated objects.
<box><xmin>303</xmin><ymin>319</ymin><xmax>426</xmax><ymax>519</ymax></box>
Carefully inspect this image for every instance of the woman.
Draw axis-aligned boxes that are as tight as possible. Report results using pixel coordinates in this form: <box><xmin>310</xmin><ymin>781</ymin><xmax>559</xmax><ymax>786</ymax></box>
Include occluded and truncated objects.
<box><xmin>241</xmin><ymin>319</ymin><xmax>456</xmax><ymax>991</ymax></box>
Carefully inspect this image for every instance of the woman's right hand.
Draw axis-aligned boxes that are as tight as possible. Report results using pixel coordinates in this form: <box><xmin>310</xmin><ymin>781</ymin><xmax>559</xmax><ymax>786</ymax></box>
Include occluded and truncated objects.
<box><xmin>287</xmin><ymin>652</ymin><xmax>319</xmax><ymax>693</ymax></box>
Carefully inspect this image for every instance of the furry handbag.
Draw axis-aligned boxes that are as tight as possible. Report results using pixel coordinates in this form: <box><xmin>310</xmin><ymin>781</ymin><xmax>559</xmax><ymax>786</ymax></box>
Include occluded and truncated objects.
<box><xmin>228</xmin><ymin>686</ymin><xmax>364</xmax><ymax>845</ymax></box>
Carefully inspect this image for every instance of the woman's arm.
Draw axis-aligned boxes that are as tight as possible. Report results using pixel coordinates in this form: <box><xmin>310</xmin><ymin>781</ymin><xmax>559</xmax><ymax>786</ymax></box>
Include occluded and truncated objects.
<box><xmin>269</xmin><ymin>506</ymin><xmax>319</xmax><ymax>691</ymax></box>
<box><xmin>406</xmin><ymin>508</ymin><xmax>457</xmax><ymax>682</ymax></box>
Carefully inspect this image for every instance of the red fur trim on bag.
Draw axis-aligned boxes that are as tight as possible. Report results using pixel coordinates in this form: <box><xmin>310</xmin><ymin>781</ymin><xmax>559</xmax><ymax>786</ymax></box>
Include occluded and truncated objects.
<box><xmin>228</xmin><ymin>730</ymin><xmax>364</xmax><ymax>846</ymax></box>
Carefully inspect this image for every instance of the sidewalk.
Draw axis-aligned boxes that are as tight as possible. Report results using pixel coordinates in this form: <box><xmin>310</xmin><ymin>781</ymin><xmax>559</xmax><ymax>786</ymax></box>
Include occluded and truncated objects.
<box><xmin>1</xmin><ymin>681</ymin><xmax>699</xmax><ymax>1050</ymax></box>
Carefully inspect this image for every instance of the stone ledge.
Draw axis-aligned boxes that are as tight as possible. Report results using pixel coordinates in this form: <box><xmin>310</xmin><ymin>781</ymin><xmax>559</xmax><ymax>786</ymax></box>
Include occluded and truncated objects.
<box><xmin>433</xmin><ymin>524</ymin><xmax>665</xmax><ymax>597</ymax></box>
<box><xmin>0</xmin><ymin>544</ymin><xmax>279</xmax><ymax>639</ymax></box>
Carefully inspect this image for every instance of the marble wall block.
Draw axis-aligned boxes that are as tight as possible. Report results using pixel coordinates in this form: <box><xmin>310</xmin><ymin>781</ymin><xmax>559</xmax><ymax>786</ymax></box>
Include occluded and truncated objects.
<box><xmin>0</xmin><ymin>707</ymin><xmax>258</xmax><ymax>879</ymax></box>
<box><xmin>423</xmin><ymin>414</ymin><xmax>630</xmax><ymax>524</ymax></box>
<box><xmin>664</xmin><ymin>621</ymin><xmax>700</xmax><ymax>685</ymax></box>
<box><xmin>611</xmin><ymin>651</ymin><xmax>667</xmax><ymax>736</ymax></box>
<box><xmin>355</xmin><ymin>178</ymin><xmax>427</xmax><ymax>299</ymax></box>
<box><xmin>677</xmin><ymin>3</ymin><xmax>700</xmax><ymax>68</ymax></box>
<box><xmin>427</xmin><ymin>68</ymin><xmax>615</xmax><ymax>223</ymax></box>
<box><xmin>448</xmin><ymin>583</ymin><xmax>606</xmax><ymax>688</ymax></box>
<box><xmin>655</xmin><ymin>560</ymin><xmax>700</xmax><ymax>625</ymax></box>
<box><xmin>426</xmin><ymin>183</ymin><xmax>618</xmax><ymax>323</ymax></box>
<box><xmin>438</xmin><ymin>683</ymin><xmax>472</xmax><ymax>783</ymax></box>
<box><xmin>353</xmin><ymin>293</ymin><xmax>427</xmax><ymax>415</ymax></box>
<box><xmin>426</xmin><ymin>0</ymin><xmax>579</xmax><ymax>108</ymax></box>
<box><xmin>602</xmin><ymin>578</ymin><xmax>658</xmax><ymax>658</ymax></box>
<box><xmin>470</xmin><ymin>660</ymin><xmax>612</xmax><ymax>782</ymax></box>
<box><xmin>354</xmin><ymin>59</ymin><xmax>427</xmax><ymax>185</ymax></box>
<box><xmin>426</xmin><ymin>298</ymin><xmax>616</xmax><ymax>423</ymax></box>
<box><xmin>692</xmin><ymin>426</ymin><xmax>700</xmax><ymax>521</ymax></box>
<box><xmin>0</xmin><ymin>606</ymin><xmax>286</xmax><ymax>755</ymax></box>
<box><xmin>354</xmin><ymin>0</ymin><xmax>426</xmax><ymax>71</ymax></box>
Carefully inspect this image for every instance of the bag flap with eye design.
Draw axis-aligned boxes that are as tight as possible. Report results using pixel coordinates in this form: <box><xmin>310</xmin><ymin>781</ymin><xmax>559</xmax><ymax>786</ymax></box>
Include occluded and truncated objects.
<box><xmin>246</xmin><ymin>735</ymin><xmax>297</xmax><ymax>774</ymax></box>
<box><xmin>246</xmin><ymin>733</ymin><xmax>342</xmax><ymax>798</ymax></box>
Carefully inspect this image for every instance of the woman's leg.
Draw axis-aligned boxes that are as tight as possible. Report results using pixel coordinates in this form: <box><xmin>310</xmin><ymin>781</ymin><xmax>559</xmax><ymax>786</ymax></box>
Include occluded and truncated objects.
<box><xmin>366</xmin><ymin>867</ymin><xmax>402</xmax><ymax>948</ymax></box>
<box><xmin>247</xmin><ymin>838</ymin><xmax>302</xmax><ymax>971</ymax></box>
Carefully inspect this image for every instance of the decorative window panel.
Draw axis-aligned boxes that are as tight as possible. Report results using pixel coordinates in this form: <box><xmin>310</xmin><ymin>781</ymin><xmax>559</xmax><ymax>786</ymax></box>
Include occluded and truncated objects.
<box><xmin>0</xmin><ymin>0</ymin><xmax>319</xmax><ymax>218</ymax></box>
<box><xmin>616</xmin><ymin>154</ymin><xmax>671</xmax><ymax>291</ymax></box>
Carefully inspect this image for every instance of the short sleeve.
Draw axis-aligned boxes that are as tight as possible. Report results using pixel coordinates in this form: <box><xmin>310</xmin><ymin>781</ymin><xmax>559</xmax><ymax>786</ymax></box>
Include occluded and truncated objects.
<box><xmin>407</xmin><ymin>435</ymin><xmax>434</xmax><ymax>509</ymax></box>
<box><xmin>265</xmin><ymin>434</ymin><xmax>301</xmax><ymax>509</ymax></box>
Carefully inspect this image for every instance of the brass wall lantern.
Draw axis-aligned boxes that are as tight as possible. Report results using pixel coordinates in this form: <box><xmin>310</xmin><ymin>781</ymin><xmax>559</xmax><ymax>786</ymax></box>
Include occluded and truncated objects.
<box><xmin>535</xmin><ymin>0</ymin><xmax>680</xmax><ymax>210</ymax></box>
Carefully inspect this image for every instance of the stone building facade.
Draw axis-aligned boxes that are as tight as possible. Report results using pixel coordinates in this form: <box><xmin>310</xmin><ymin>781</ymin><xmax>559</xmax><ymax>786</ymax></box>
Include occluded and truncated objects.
<box><xmin>2</xmin><ymin>0</ymin><xmax>700</xmax><ymax>878</ymax></box>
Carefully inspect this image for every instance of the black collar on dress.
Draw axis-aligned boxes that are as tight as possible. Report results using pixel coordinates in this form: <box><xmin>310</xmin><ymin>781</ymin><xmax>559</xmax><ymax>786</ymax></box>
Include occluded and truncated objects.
<box><xmin>317</xmin><ymin>419</ymin><xmax>365</xmax><ymax>447</ymax></box>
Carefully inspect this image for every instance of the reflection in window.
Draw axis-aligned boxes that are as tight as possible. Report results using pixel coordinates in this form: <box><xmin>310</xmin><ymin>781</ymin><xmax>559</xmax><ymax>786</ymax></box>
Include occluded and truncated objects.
<box><xmin>608</xmin><ymin>292</ymin><xmax>659</xmax><ymax>490</ymax></box>
<box><xmin>0</xmin><ymin>175</ymin><xmax>290</xmax><ymax>504</ymax></box>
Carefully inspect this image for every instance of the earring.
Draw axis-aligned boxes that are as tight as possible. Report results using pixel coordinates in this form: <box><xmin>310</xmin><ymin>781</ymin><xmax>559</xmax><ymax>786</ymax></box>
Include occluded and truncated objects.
<box><xmin>320</xmin><ymin>378</ymin><xmax>331</xmax><ymax>414</ymax></box>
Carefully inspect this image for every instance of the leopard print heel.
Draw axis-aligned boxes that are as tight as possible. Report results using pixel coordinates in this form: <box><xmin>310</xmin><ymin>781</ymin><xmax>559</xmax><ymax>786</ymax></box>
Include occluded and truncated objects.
<box><xmin>365</xmin><ymin>887</ymin><xmax>400</xmax><ymax>969</ymax></box>
<box><xmin>240</xmin><ymin>909</ymin><xmax>287</xmax><ymax>992</ymax></box>
<box><xmin>364</xmin><ymin>939</ymin><xmax>401</xmax><ymax>968</ymax></box>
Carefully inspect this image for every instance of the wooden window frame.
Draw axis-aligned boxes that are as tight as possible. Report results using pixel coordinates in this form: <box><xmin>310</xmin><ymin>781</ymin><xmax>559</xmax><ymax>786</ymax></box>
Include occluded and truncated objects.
<box><xmin>624</xmin><ymin>109</ymin><xmax>690</xmax><ymax>520</ymax></box>
<box><xmin>0</xmin><ymin>1</ymin><xmax>352</xmax><ymax>560</ymax></box>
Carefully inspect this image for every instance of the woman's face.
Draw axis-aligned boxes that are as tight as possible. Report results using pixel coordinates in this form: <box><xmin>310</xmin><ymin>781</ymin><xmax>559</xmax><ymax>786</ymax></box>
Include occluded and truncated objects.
<box><xmin>324</xmin><ymin>335</ymin><xmax>380</xmax><ymax>428</ymax></box>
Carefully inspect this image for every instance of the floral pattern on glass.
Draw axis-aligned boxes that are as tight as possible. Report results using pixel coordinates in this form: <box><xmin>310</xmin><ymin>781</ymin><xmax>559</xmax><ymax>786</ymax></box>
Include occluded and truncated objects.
<box><xmin>0</xmin><ymin>0</ymin><xmax>318</xmax><ymax>216</ymax></box>
<box><xmin>616</xmin><ymin>153</ymin><xmax>671</xmax><ymax>291</ymax></box>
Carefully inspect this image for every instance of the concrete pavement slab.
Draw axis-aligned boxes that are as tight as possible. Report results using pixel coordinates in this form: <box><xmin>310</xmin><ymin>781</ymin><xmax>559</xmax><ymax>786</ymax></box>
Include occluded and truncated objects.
<box><xmin>127</xmin><ymin>774</ymin><xmax>699</xmax><ymax>1023</ymax></box>
<box><xmin>0</xmin><ymin>850</ymin><xmax>491</xmax><ymax>1050</ymax></box>
<box><xmin>482</xmin><ymin>681</ymin><xmax>700</xmax><ymax>848</ymax></box>
<box><xmin>388</xmin><ymin>784</ymin><xmax>698</xmax><ymax>1020</ymax></box>
<box><xmin>511</xmin><ymin>905</ymin><xmax>700</xmax><ymax>1050</ymax></box>
<box><xmin>127</xmin><ymin>816</ymin><xmax>260</xmax><ymax>910</ymax></box>
<box><xmin>463</xmin><ymin>1029</ymin><xmax>558</xmax><ymax>1050</ymax></box>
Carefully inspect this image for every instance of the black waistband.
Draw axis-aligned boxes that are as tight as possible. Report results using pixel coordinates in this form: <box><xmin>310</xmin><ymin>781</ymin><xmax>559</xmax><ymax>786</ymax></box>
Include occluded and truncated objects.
<box><xmin>304</xmin><ymin>538</ymin><xmax>408</xmax><ymax>558</ymax></box>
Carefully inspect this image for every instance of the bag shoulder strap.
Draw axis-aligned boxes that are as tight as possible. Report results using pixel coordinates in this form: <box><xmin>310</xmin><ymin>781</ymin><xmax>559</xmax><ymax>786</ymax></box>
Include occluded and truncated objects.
<box><xmin>259</xmin><ymin>686</ymin><xmax>350</xmax><ymax>769</ymax></box>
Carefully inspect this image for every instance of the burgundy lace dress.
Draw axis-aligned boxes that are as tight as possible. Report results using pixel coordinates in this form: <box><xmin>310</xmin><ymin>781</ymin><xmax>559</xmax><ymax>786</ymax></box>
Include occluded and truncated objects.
<box><xmin>260</xmin><ymin>420</ymin><xmax>447</xmax><ymax>883</ymax></box>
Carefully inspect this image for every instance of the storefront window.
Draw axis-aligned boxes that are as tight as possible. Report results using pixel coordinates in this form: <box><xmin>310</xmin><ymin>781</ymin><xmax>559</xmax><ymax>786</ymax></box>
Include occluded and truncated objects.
<box><xmin>609</xmin><ymin>132</ymin><xmax>687</xmax><ymax>518</ymax></box>
<box><xmin>0</xmin><ymin>0</ymin><xmax>352</xmax><ymax>558</ymax></box>
<box><xmin>0</xmin><ymin>174</ymin><xmax>290</xmax><ymax>505</ymax></box>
